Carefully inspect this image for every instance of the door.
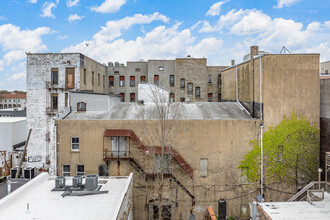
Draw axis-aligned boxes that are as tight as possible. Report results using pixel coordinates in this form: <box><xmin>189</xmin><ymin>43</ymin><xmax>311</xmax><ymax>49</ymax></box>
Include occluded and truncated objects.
<box><xmin>111</xmin><ymin>137</ymin><xmax>127</xmax><ymax>158</ymax></box>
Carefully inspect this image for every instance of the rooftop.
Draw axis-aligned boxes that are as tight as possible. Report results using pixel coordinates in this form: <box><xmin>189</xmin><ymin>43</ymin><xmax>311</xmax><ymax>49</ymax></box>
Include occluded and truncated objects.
<box><xmin>0</xmin><ymin>93</ymin><xmax>26</xmax><ymax>99</ymax></box>
<box><xmin>258</xmin><ymin>192</ymin><xmax>330</xmax><ymax>220</ymax></box>
<box><xmin>0</xmin><ymin>117</ymin><xmax>26</xmax><ymax>123</ymax></box>
<box><xmin>0</xmin><ymin>173</ymin><xmax>133</xmax><ymax>219</ymax></box>
<box><xmin>64</xmin><ymin>102</ymin><xmax>252</xmax><ymax>120</ymax></box>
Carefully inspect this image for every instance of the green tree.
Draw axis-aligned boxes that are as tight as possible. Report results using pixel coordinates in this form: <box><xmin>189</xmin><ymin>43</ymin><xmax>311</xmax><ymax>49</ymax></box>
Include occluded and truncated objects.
<box><xmin>239</xmin><ymin>113</ymin><xmax>319</xmax><ymax>186</ymax></box>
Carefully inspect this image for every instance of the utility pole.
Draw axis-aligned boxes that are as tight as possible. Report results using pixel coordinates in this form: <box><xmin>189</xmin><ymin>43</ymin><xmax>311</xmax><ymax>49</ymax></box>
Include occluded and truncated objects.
<box><xmin>15</xmin><ymin>129</ymin><xmax>32</xmax><ymax>178</ymax></box>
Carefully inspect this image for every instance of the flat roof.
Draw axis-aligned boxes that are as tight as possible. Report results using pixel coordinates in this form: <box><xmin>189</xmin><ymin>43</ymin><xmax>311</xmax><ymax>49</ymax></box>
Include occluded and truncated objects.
<box><xmin>0</xmin><ymin>173</ymin><xmax>133</xmax><ymax>219</ymax></box>
<box><xmin>64</xmin><ymin>102</ymin><xmax>252</xmax><ymax>120</ymax></box>
<box><xmin>258</xmin><ymin>192</ymin><xmax>330</xmax><ymax>219</ymax></box>
<box><xmin>0</xmin><ymin>117</ymin><xmax>26</xmax><ymax>123</ymax></box>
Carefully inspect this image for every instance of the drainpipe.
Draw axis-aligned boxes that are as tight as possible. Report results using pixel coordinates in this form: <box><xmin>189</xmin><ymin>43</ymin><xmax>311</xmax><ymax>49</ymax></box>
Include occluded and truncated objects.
<box><xmin>54</xmin><ymin>124</ymin><xmax>58</xmax><ymax>176</ymax></box>
<box><xmin>260</xmin><ymin>57</ymin><xmax>263</xmax><ymax>120</ymax></box>
<box><xmin>259</xmin><ymin>56</ymin><xmax>264</xmax><ymax>201</ymax></box>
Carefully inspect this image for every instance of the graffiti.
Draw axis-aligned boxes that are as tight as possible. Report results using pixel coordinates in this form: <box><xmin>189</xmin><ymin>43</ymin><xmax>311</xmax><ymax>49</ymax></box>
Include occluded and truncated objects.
<box><xmin>28</xmin><ymin>155</ymin><xmax>42</xmax><ymax>163</ymax></box>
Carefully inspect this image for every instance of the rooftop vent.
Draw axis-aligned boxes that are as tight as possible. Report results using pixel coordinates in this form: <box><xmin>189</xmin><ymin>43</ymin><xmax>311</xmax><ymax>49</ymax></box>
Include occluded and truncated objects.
<box><xmin>187</xmin><ymin>55</ymin><xmax>191</xmax><ymax>58</ymax></box>
<box><xmin>108</xmin><ymin>62</ymin><xmax>113</xmax><ymax>67</ymax></box>
<box><xmin>115</xmin><ymin>62</ymin><xmax>120</xmax><ymax>67</ymax></box>
<box><xmin>85</xmin><ymin>174</ymin><xmax>98</xmax><ymax>190</ymax></box>
<box><xmin>55</xmin><ymin>176</ymin><xmax>66</xmax><ymax>188</ymax></box>
<box><xmin>72</xmin><ymin>176</ymin><xmax>83</xmax><ymax>188</ymax></box>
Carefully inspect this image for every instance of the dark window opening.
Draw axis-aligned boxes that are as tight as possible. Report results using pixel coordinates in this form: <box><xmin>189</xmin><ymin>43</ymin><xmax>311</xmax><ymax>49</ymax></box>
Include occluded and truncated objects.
<box><xmin>98</xmin><ymin>73</ymin><xmax>100</xmax><ymax>86</ymax></box>
<box><xmin>195</xmin><ymin>87</ymin><xmax>200</xmax><ymax>98</ymax></box>
<box><xmin>135</xmin><ymin>68</ymin><xmax>140</xmax><ymax>72</ymax></box>
<box><xmin>51</xmin><ymin>68</ymin><xmax>58</xmax><ymax>85</ymax></box>
<box><xmin>180</xmin><ymin>97</ymin><xmax>185</xmax><ymax>102</ymax></box>
<box><xmin>51</xmin><ymin>93</ymin><xmax>58</xmax><ymax>110</ymax></box>
<box><xmin>109</xmin><ymin>76</ymin><xmax>114</xmax><ymax>86</ymax></box>
<box><xmin>218</xmin><ymin>74</ymin><xmax>221</xmax><ymax>88</ymax></box>
<box><xmin>218</xmin><ymin>93</ymin><xmax>221</xmax><ymax>102</ymax></box>
<box><xmin>187</xmin><ymin>83</ymin><xmax>193</xmax><ymax>94</ymax></box>
<box><xmin>84</xmin><ymin>69</ymin><xmax>86</xmax><ymax>85</ymax></box>
<box><xmin>130</xmin><ymin>76</ymin><xmax>135</xmax><ymax>87</ymax></box>
<box><xmin>170</xmin><ymin>75</ymin><xmax>174</xmax><ymax>87</ymax></box>
<box><xmin>180</xmin><ymin>78</ymin><xmax>185</xmax><ymax>89</ymax></box>
<box><xmin>92</xmin><ymin>71</ymin><xmax>94</xmax><ymax>86</ymax></box>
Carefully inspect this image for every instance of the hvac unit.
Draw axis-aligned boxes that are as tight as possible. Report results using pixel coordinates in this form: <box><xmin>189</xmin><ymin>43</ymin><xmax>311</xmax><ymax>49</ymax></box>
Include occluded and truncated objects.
<box><xmin>23</xmin><ymin>167</ymin><xmax>36</xmax><ymax>179</ymax></box>
<box><xmin>10</xmin><ymin>167</ymin><xmax>22</xmax><ymax>179</ymax></box>
<box><xmin>114</xmin><ymin>62</ymin><xmax>120</xmax><ymax>67</ymax></box>
<box><xmin>55</xmin><ymin>176</ymin><xmax>66</xmax><ymax>188</ymax></box>
<box><xmin>85</xmin><ymin>174</ymin><xmax>98</xmax><ymax>190</ymax></box>
<box><xmin>72</xmin><ymin>176</ymin><xmax>83</xmax><ymax>187</ymax></box>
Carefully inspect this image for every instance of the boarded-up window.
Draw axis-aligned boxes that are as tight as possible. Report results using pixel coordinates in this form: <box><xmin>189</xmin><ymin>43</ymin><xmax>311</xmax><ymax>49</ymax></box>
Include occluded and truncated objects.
<box><xmin>130</xmin><ymin>93</ymin><xmax>135</xmax><ymax>102</ymax></box>
<box><xmin>140</xmin><ymin>76</ymin><xmax>146</xmax><ymax>84</ymax></box>
<box><xmin>109</xmin><ymin>76</ymin><xmax>114</xmax><ymax>86</ymax></box>
<box><xmin>120</xmin><ymin>76</ymin><xmax>125</xmax><ymax>87</ymax></box>
<box><xmin>200</xmin><ymin>158</ymin><xmax>208</xmax><ymax>177</ymax></box>
<box><xmin>51</xmin><ymin>68</ymin><xmax>58</xmax><ymax>85</ymax></box>
<box><xmin>66</xmin><ymin>68</ymin><xmax>75</xmax><ymax>89</ymax></box>
<box><xmin>154</xmin><ymin>75</ymin><xmax>159</xmax><ymax>85</ymax></box>
<box><xmin>187</xmin><ymin>83</ymin><xmax>193</xmax><ymax>94</ymax></box>
<box><xmin>130</xmin><ymin>76</ymin><xmax>135</xmax><ymax>87</ymax></box>
<box><xmin>120</xmin><ymin>93</ymin><xmax>125</xmax><ymax>102</ymax></box>
<box><xmin>51</xmin><ymin>93</ymin><xmax>58</xmax><ymax>110</ymax></box>
<box><xmin>196</xmin><ymin>87</ymin><xmax>200</xmax><ymax>98</ymax></box>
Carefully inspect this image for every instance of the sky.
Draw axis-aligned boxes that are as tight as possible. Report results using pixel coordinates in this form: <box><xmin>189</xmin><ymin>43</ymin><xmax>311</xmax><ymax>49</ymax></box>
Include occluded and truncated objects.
<box><xmin>0</xmin><ymin>0</ymin><xmax>330</xmax><ymax>91</ymax></box>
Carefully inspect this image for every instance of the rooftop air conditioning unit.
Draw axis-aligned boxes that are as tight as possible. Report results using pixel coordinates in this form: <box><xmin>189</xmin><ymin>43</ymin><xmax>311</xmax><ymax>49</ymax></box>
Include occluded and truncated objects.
<box><xmin>10</xmin><ymin>166</ymin><xmax>22</xmax><ymax>179</ymax></box>
<box><xmin>23</xmin><ymin>167</ymin><xmax>36</xmax><ymax>179</ymax></box>
<box><xmin>55</xmin><ymin>176</ymin><xmax>66</xmax><ymax>188</ymax></box>
<box><xmin>72</xmin><ymin>176</ymin><xmax>83</xmax><ymax>188</ymax></box>
<box><xmin>85</xmin><ymin>174</ymin><xmax>98</xmax><ymax>190</ymax></box>
<box><xmin>115</xmin><ymin>62</ymin><xmax>120</xmax><ymax>67</ymax></box>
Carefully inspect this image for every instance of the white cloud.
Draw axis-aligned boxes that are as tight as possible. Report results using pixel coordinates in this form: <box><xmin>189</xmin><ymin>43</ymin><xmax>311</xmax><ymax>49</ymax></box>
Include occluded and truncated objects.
<box><xmin>0</xmin><ymin>15</ymin><xmax>5</xmax><ymax>20</ymax></box>
<box><xmin>7</xmin><ymin>71</ymin><xmax>26</xmax><ymax>81</ymax></box>
<box><xmin>274</xmin><ymin>0</ymin><xmax>301</xmax><ymax>9</ymax></box>
<box><xmin>206</xmin><ymin>0</ymin><xmax>228</xmax><ymax>16</ymax></box>
<box><xmin>41</xmin><ymin>2</ymin><xmax>57</xmax><ymax>18</ymax></box>
<box><xmin>187</xmin><ymin>38</ymin><xmax>223</xmax><ymax>57</ymax></box>
<box><xmin>57</xmin><ymin>35</ymin><xmax>68</xmax><ymax>40</ymax></box>
<box><xmin>91</xmin><ymin>0</ymin><xmax>126</xmax><ymax>13</ymax></box>
<box><xmin>66</xmin><ymin>0</ymin><xmax>79</xmax><ymax>7</ymax></box>
<box><xmin>68</xmin><ymin>14</ymin><xmax>84</xmax><ymax>23</ymax></box>
<box><xmin>29</xmin><ymin>0</ymin><xmax>37</xmax><ymax>3</ymax></box>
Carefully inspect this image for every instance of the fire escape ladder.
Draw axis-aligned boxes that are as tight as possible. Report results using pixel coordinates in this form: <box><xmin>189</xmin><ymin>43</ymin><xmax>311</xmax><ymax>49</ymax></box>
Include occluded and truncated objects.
<box><xmin>128</xmin><ymin>155</ymin><xmax>146</xmax><ymax>177</ymax></box>
<box><xmin>170</xmin><ymin>174</ymin><xmax>194</xmax><ymax>200</ymax></box>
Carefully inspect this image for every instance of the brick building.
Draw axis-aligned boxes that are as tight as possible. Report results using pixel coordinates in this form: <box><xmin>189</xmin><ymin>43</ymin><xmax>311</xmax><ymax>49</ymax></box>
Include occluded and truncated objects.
<box><xmin>0</xmin><ymin>93</ymin><xmax>26</xmax><ymax>110</ymax></box>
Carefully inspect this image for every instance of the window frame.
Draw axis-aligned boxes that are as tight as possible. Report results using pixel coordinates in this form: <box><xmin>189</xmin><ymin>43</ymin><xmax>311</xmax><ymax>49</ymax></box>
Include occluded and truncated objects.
<box><xmin>77</xmin><ymin>102</ymin><xmax>86</xmax><ymax>111</ymax></box>
<box><xmin>180</xmin><ymin>78</ymin><xmax>185</xmax><ymax>89</ymax></box>
<box><xmin>76</xmin><ymin>164</ymin><xmax>85</xmax><ymax>176</ymax></box>
<box><xmin>119</xmin><ymin>76</ymin><xmax>125</xmax><ymax>87</ymax></box>
<box><xmin>84</xmin><ymin>69</ymin><xmax>86</xmax><ymax>85</ymax></box>
<box><xmin>62</xmin><ymin>164</ymin><xmax>70</xmax><ymax>176</ymax></box>
<box><xmin>170</xmin><ymin>75</ymin><xmax>175</xmax><ymax>87</ymax></box>
<box><xmin>130</xmin><ymin>93</ymin><xmax>135</xmax><ymax>102</ymax></box>
<box><xmin>135</xmin><ymin>68</ymin><xmax>140</xmax><ymax>72</ymax></box>
<box><xmin>51</xmin><ymin>68</ymin><xmax>59</xmax><ymax>85</ymax></box>
<box><xmin>71</xmin><ymin>137</ymin><xmax>80</xmax><ymax>152</ymax></box>
<box><xmin>208</xmin><ymin>93</ymin><xmax>213</xmax><ymax>102</ymax></box>
<box><xmin>195</xmin><ymin>87</ymin><xmax>200</xmax><ymax>99</ymax></box>
<box><xmin>208</xmin><ymin>75</ymin><xmax>213</xmax><ymax>84</ymax></box>
<box><xmin>170</xmin><ymin>93</ymin><xmax>175</xmax><ymax>103</ymax></box>
<box><xmin>200</xmin><ymin>158</ymin><xmax>208</xmax><ymax>177</ymax></box>
<box><xmin>187</xmin><ymin>83</ymin><xmax>193</xmax><ymax>94</ymax></box>
<box><xmin>158</xmin><ymin>66</ymin><xmax>164</xmax><ymax>71</ymax></box>
<box><xmin>109</xmin><ymin>76</ymin><xmax>114</xmax><ymax>87</ymax></box>
<box><xmin>154</xmin><ymin>75</ymin><xmax>159</xmax><ymax>85</ymax></box>
<box><xmin>98</xmin><ymin>73</ymin><xmax>100</xmax><ymax>86</ymax></box>
<box><xmin>130</xmin><ymin>76</ymin><xmax>135</xmax><ymax>87</ymax></box>
<box><xmin>51</xmin><ymin>93</ymin><xmax>58</xmax><ymax>110</ymax></box>
<box><xmin>120</xmin><ymin>93</ymin><xmax>125</xmax><ymax>102</ymax></box>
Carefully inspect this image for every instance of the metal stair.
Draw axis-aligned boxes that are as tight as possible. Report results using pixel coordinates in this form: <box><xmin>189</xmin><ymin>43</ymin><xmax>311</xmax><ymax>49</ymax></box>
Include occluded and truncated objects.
<box><xmin>288</xmin><ymin>182</ymin><xmax>315</xmax><ymax>202</ymax></box>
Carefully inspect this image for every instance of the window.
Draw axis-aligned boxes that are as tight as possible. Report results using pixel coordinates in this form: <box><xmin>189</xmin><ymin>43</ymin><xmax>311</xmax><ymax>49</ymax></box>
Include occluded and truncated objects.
<box><xmin>170</xmin><ymin>75</ymin><xmax>174</xmax><ymax>87</ymax></box>
<box><xmin>103</xmin><ymin>75</ymin><xmax>105</xmax><ymax>88</ymax></box>
<box><xmin>65</xmin><ymin>93</ymin><xmax>68</xmax><ymax>107</ymax></box>
<box><xmin>277</xmin><ymin>145</ymin><xmax>283</xmax><ymax>161</ymax></box>
<box><xmin>77</xmin><ymin>102</ymin><xmax>86</xmax><ymax>111</ymax></box>
<box><xmin>66</xmin><ymin>68</ymin><xmax>75</xmax><ymax>89</ymax></box>
<box><xmin>98</xmin><ymin>73</ymin><xmax>100</xmax><ymax>86</ymax></box>
<box><xmin>62</xmin><ymin>165</ymin><xmax>70</xmax><ymax>176</ymax></box>
<box><xmin>158</xmin><ymin>66</ymin><xmax>164</xmax><ymax>71</ymax></box>
<box><xmin>135</xmin><ymin>68</ymin><xmax>140</xmax><ymax>72</ymax></box>
<box><xmin>154</xmin><ymin>75</ymin><xmax>159</xmax><ymax>85</ymax></box>
<box><xmin>180</xmin><ymin>78</ymin><xmax>185</xmax><ymax>89</ymax></box>
<box><xmin>130</xmin><ymin>93</ymin><xmax>135</xmax><ymax>102</ymax></box>
<box><xmin>84</xmin><ymin>69</ymin><xmax>86</xmax><ymax>85</ymax></box>
<box><xmin>155</xmin><ymin>154</ymin><xmax>171</xmax><ymax>174</ymax></box>
<box><xmin>71</xmin><ymin>137</ymin><xmax>79</xmax><ymax>151</ymax></box>
<box><xmin>218</xmin><ymin>93</ymin><xmax>221</xmax><ymax>102</ymax></box>
<box><xmin>208</xmin><ymin>93</ymin><xmax>213</xmax><ymax>102</ymax></box>
<box><xmin>92</xmin><ymin>71</ymin><xmax>94</xmax><ymax>86</ymax></box>
<box><xmin>109</xmin><ymin>76</ymin><xmax>114</xmax><ymax>86</ymax></box>
<box><xmin>326</xmin><ymin>70</ymin><xmax>329</xmax><ymax>75</ymax></box>
<box><xmin>120</xmin><ymin>76</ymin><xmax>125</xmax><ymax>87</ymax></box>
<box><xmin>180</xmin><ymin>97</ymin><xmax>185</xmax><ymax>102</ymax></box>
<box><xmin>170</xmin><ymin>93</ymin><xmax>175</xmax><ymax>103</ymax></box>
<box><xmin>51</xmin><ymin>68</ymin><xmax>58</xmax><ymax>85</ymax></box>
<box><xmin>195</xmin><ymin>87</ymin><xmax>200</xmax><ymax>98</ymax></box>
<box><xmin>187</xmin><ymin>83</ymin><xmax>193</xmax><ymax>94</ymax></box>
<box><xmin>218</xmin><ymin>74</ymin><xmax>221</xmax><ymax>88</ymax></box>
<box><xmin>111</xmin><ymin>137</ymin><xmax>127</xmax><ymax>158</ymax></box>
<box><xmin>140</xmin><ymin>76</ymin><xmax>146</xmax><ymax>84</ymax></box>
<box><xmin>200</xmin><ymin>158</ymin><xmax>208</xmax><ymax>177</ymax></box>
<box><xmin>51</xmin><ymin>93</ymin><xmax>58</xmax><ymax>110</ymax></box>
<box><xmin>241</xmin><ymin>167</ymin><xmax>249</xmax><ymax>184</ymax></box>
<box><xmin>114</xmin><ymin>71</ymin><xmax>119</xmax><ymax>74</ymax></box>
<box><xmin>76</xmin><ymin>165</ymin><xmax>84</xmax><ymax>176</ymax></box>
<box><xmin>130</xmin><ymin>76</ymin><xmax>135</xmax><ymax>87</ymax></box>
<box><xmin>208</xmin><ymin>75</ymin><xmax>213</xmax><ymax>83</ymax></box>
<box><xmin>153</xmin><ymin>205</ymin><xmax>171</xmax><ymax>220</ymax></box>
<box><xmin>120</xmin><ymin>93</ymin><xmax>125</xmax><ymax>102</ymax></box>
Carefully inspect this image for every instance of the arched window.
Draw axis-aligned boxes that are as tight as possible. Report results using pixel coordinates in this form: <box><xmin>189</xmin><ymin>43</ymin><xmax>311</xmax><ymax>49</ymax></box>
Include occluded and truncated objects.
<box><xmin>0</xmin><ymin>104</ymin><xmax>3</xmax><ymax>109</ymax></box>
<box><xmin>187</xmin><ymin>83</ymin><xmax>193</xmax><ymax>94</ymax></box>
<box><xmin>140</xmin><ymin>76</ymin><xmax>146</xmax><ymax>84</ymax></box>
<box><xmin>180</xmin><ymin>78</ymin><xmax>185</xmax><ymax>88</ymax></box>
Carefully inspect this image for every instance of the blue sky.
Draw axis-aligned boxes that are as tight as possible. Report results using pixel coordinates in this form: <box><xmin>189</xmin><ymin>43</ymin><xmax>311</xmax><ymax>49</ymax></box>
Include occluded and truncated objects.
<box><xmin>0</xmin><ymin>0</ymin><xmax>330</xmax><ymax>90</ymax></box>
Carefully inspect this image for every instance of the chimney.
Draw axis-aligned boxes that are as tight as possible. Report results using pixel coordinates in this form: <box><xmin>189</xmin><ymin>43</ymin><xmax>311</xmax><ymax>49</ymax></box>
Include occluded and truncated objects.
<box><xmin>231</xmin><ymin>60</ymin><xmax>235</xmax><ymax>66</ymax></box>
<box><xmin>250</xmin><ymin>46</ymin><xmax>259</xmax><ymax>59</ymax></box>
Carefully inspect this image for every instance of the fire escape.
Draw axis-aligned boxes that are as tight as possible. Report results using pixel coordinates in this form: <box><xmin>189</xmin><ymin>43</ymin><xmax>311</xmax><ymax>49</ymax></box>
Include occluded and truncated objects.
<box><xmin>103</xmin><ymin>129</ymin><xmax>195</xmax><ymax>200</ymax></box>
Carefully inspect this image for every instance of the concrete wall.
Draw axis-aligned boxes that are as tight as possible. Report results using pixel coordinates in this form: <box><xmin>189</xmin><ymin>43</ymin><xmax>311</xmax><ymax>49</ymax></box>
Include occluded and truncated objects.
<box><xmin>56</xmin><ymin>118</ymin><xmax>270</xmax><ymax>219</ymax></box>
<box><xmin>321</xmin><ymin>61</ymin><xmax>330</xmax><ymax>75</ymax></box>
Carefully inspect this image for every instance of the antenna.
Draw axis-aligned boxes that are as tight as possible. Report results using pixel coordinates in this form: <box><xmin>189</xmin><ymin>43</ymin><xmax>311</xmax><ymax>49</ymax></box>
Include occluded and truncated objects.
<box><xmin>280</xmin><ymin>46</ymin><xmax>291</xmax><ymax>54</ymax></box>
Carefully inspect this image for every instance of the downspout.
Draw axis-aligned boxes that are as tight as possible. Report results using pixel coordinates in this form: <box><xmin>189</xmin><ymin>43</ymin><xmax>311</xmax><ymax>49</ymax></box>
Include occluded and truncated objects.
<box><xmin>260</xmin><ymin>57</ymin><xmax>263</xmax><ymax>120</ymax></box>
<box><xmin>54</xmin><ymin>123</ymin><xmax>57</xmax><ymax>176</ymax></box>
<box><xmin>260</xmin><ymin>56</ymin><xmax>264</xmax><ymax>201</ymax></box>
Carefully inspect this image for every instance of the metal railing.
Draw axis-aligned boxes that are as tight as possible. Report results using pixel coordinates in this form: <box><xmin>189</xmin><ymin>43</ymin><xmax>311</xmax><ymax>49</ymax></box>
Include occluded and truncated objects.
<box><xmin>103</xmin><ymin>150</ymin><xmax>129</xmax><ymax>159</ymax></box>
